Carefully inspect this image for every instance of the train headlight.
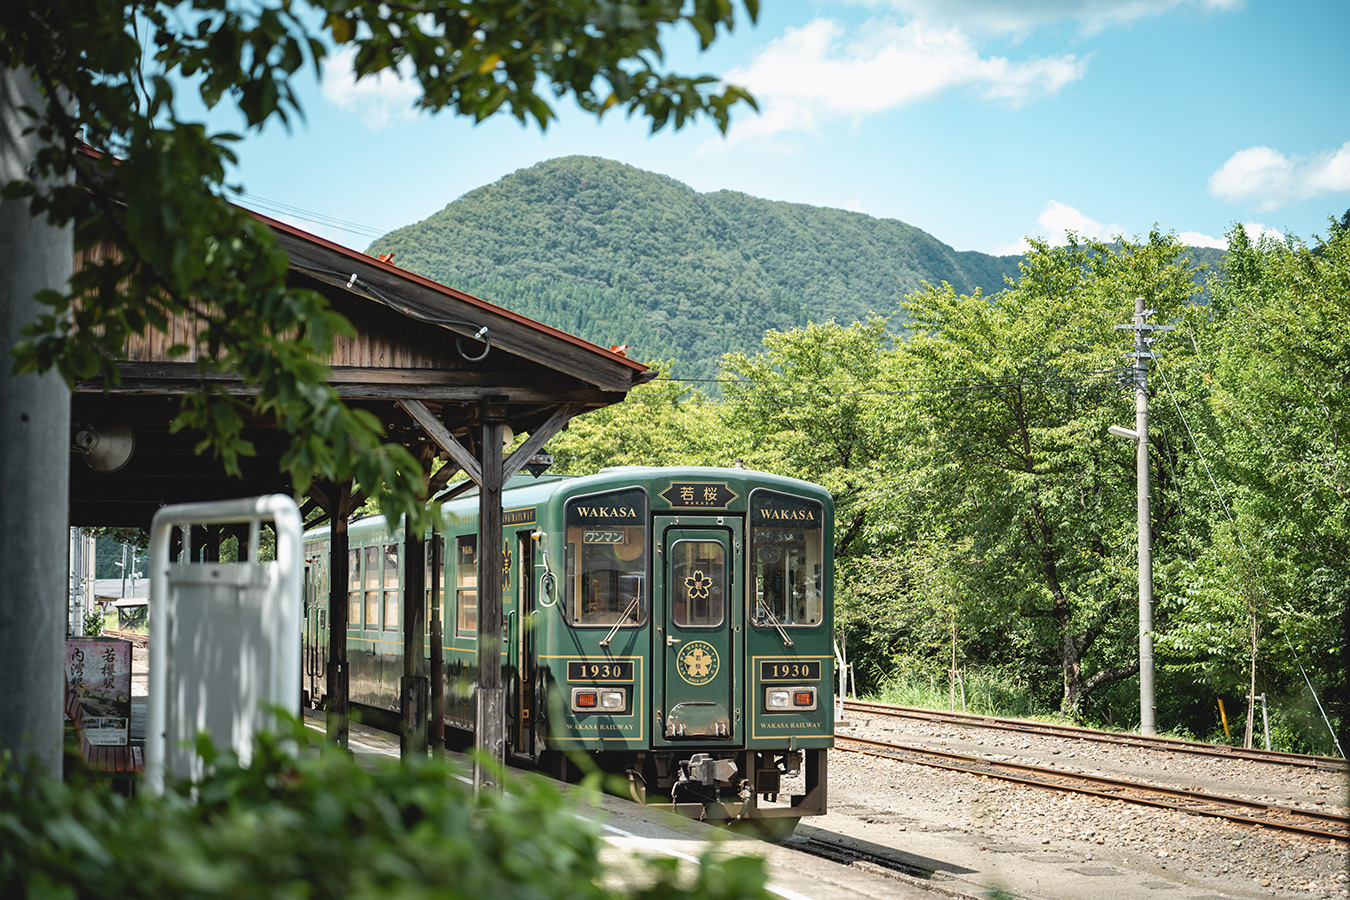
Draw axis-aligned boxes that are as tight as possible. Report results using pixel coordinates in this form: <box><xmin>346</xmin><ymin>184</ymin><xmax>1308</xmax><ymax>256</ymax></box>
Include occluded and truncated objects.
<box><xmin>764</xmin><ymin>686</ymin><xmax>817</xmax><ymax>712</ymax></box>
<box><xmin>572</xmin><ymin>687</ymin><xmax>627</xmax><ymax>713</ymax></box>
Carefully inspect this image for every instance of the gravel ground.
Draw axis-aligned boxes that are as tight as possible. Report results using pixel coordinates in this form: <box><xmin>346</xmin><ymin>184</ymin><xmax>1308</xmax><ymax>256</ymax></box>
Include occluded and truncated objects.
<box><xmin>818</xmin><ymin>711</ymin><xmax>1350</xmax><ymax>899</ymax></box>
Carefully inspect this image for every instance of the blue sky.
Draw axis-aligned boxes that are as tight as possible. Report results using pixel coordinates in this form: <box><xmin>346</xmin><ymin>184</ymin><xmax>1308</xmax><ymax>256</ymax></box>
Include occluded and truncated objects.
<box><xmin>222</xmin><ymin>0</ymin><xmax>1350</xmax><ymax>257</ymax></box>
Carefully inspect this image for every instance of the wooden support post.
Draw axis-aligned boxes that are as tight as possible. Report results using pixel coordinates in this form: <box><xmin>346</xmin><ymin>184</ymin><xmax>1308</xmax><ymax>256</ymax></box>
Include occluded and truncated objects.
<box><xmin>474</xmin><ymin>404</ymin><xmax>507</xmax><ymax>792</ymax></box>
<box><xmin>430</xmin><ymin>535</ymin><xmax>444</xmax><ymax>757</ymax></box>
<box><xmin>401</xmin><ymin>524</ymin><xmax>427</xmax><ymax>756</ymax></box>
<box><xmin>326</xmin><ymin>484</ymin><xmax>351</xmax><ymax>749</ymax></box>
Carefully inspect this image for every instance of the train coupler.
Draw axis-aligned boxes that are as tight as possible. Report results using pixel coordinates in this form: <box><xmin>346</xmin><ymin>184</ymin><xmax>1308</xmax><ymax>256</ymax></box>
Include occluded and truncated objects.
<box><xmin>679</xmin><ymin>753</ymin><xmax>738</xmax><ymax>786</ymax></box>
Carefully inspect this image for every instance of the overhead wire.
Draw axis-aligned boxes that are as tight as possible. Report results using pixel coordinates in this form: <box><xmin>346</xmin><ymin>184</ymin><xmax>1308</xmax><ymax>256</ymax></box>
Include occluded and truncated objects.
<box><xmin>227</xmin><ymin>189</ymin><xmax>396</xmax><ymax>242</ymax></box>
<box><xmin>653</xmin><ymin>366</ymin><xmax>1130</xmax><ymax>400</ymax></box>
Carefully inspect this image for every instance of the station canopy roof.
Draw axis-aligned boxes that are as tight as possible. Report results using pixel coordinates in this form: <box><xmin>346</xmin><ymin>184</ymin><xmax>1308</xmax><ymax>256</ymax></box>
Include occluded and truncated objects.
<box><xmin>69</xmin><ymin>211</ymin><xmax>653</xmax><ymax>527</ymax></box>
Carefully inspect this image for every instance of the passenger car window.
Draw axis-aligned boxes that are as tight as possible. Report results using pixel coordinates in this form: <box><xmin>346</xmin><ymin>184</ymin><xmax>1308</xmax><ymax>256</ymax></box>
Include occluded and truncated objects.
<box><xmin>565</xmin><ymin>488</ymin><xmax>648</xmax><ymax>627</ymax></box>
<box><xmin>750</xmin><ymin>490</ymin><xmax>825</xmax><ymax>628</ymax></box>
<box><xmin>456</xmin><ymin>536</ymin><xmax>477</xmax><ymax>637</ymax></box>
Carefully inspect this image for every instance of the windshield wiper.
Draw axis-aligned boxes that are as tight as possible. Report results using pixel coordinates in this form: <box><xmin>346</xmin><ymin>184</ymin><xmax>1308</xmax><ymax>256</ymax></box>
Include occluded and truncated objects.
<box><xmin>600</xmin><ymin>596</ymin><xmax>642</xmax><ymax>647</ymax></box>
<box><xmin>758</xmin><ymin>600</ymin><xmax>793</xmax><ymax>647</ymax></box>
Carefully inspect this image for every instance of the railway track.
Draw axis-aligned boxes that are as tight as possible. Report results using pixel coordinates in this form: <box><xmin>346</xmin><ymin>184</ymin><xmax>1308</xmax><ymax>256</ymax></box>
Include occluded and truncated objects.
<box><xmin>843</xmin><ymin>699</ymin><xmax>1347</xmax><ymax>772</ymax></box>
<box><xmin>105</xmin><ymin>629</ymin><xmax>149</xmax><ymax>647</ymax></box>
<box><xmin>836</xmin><ymin>733</ymin><xmax>1350</xmax><ymax>845</ymax></box>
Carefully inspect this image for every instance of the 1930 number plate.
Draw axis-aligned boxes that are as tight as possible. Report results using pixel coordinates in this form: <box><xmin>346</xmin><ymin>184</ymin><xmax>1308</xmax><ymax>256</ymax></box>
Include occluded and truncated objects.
<box><xmin>568</xmin><ymin>660</ymin><xmax>635</xmax><ymax>681</ymax></box>
<box><xmin>760</xmin><ymin>660</ymin><xmax>821</xmax><ymax>681</ymax></box>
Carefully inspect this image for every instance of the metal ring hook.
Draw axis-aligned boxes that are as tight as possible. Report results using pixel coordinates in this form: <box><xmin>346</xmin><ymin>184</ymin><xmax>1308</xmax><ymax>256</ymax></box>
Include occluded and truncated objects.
<box><xmin>456</xmin><ymin>326</ymin><xmax>490</xmax><ymax>362</ymax></box>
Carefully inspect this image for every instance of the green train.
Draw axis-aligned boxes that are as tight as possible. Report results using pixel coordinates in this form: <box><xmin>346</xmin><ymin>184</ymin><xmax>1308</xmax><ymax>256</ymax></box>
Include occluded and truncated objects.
<box><xmin>301</xmin><ymin>466</ymin><xmax>832</xmax><ymax>825</ymax></box>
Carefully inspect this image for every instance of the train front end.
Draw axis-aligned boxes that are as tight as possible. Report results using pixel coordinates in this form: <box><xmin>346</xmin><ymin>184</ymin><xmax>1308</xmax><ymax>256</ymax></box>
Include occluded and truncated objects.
<box><xmin>535</xmin><ymin>467</ymin><xmax>833</xmax><ymax>825</ymax></box>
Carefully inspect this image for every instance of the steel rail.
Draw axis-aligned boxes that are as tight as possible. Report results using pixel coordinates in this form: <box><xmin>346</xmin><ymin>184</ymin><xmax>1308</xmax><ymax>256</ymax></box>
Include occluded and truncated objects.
<box><xmin>104</xmin><ymin>629</ymin><xmax>149</xmax><ymax>647</ymax></box>
<box><xmin>843</xmin><ymin>699</ymin><xmax>1347</xmax><ymax>772</ymax></box>
<box><xmin>836</xmin><ymin>735</ymin><xmax>1350</xmax><ymax>845</ymax></box>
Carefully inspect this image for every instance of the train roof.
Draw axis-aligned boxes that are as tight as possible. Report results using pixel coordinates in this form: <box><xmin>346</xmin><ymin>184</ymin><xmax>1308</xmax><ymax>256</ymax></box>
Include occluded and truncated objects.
<box><xmin>302</xmin><ymin>466</ymin><xmax>830</xmax><ymax>541</ymax></box>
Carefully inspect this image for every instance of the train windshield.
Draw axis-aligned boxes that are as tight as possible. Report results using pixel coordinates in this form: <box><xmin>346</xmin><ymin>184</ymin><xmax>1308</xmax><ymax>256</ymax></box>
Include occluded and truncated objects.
<box><xmin>750</xmin><ymin>490</ymin><xmax>825</xmax><ymax>628</ymax></box>
<box><xmin>565</xmin><ymin>487</ymin><xmax>648</xmax><ymax>627</ymax></box>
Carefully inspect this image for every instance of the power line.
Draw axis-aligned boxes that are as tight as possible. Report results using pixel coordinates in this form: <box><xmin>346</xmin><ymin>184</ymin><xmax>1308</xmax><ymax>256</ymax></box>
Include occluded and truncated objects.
<box><xmin>656</xmin><ymin>367</ymin><xmax>1129</xmax><ymax>399</ymax></box>
<box><xmin>227</xmin><ymin>189</ymin><xmax>395</xmax><ymax>242</ymax></box>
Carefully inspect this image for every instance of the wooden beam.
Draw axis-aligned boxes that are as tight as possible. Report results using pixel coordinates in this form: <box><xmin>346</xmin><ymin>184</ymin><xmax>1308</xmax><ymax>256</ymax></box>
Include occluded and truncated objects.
<box><xmin>427</xmin><ymin>462</ymin><xmax>461</xmax><ymax>495</ymax></box>
<box><xmin>501</xmin><ymin>404</ymin><xmax>580</xmax><ymax>481</ymax></box>
<box><xmin>435</xmin><ymin>479</ymin><xmax>477</xmax><ymax>503</ymax></box>
<box><xmin>398</xmin><ymin>398</ymin><xmax>482</xmax><ymax>484</ymax></box>
<box><xmin>75</xmin><ymin>363</ymin><xmax>615</xmax><ymax>405</ymax></box>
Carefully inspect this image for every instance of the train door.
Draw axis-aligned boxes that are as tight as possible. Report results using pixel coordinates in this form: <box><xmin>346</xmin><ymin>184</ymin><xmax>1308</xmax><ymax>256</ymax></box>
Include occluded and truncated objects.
<box><xmin>509</xmin><ymin>531</ymin><xmax>537</xmax><ymax>759</ymax></box>
<box><xmin>303</xmin><ymin>562</ymin><xmax>326</xmax><ymax>705</ymax></box>
<box><xmin>653</xmin><ymin>516</ymin><xmax>742</xmax><ymax>746</ymax></box>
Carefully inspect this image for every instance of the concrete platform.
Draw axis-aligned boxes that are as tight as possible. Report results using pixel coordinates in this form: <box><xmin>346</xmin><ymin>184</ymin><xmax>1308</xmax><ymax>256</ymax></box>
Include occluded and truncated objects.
<box><xmin>309</xmin><ymin>711</ymin><xmax>944</xmax><ymax>900</ymax></box>
<box><xmin>131</xmin><ymin>640</ymin><xmax>942</xmax><ymax>900</ymax></box>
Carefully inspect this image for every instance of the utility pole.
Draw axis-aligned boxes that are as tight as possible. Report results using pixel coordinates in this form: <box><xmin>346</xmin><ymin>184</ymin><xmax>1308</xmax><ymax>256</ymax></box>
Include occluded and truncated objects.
<box><xmin>1110</xmin><ymin>296</ymin><xmax>1171</xmax><ymax>737</ymax></box>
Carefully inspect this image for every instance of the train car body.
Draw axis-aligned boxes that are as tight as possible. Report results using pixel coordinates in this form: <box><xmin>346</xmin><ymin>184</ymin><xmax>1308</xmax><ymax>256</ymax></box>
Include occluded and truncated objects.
<box><xmin>302</xmin><ymin>466</ymin><xmax>832</xmax><ymax>824</ymax></box>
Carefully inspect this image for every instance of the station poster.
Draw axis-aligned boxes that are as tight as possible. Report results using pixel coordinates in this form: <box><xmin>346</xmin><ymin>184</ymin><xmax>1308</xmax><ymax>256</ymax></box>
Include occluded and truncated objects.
<box><xmin>65</xmin><ymin>637</ymin><xmax>131</xmax><ymax>746</ymax></box>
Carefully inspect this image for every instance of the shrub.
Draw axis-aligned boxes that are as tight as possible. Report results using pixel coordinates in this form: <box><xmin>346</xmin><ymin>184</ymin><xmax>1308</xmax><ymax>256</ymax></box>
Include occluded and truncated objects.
<box><xmin>1</xmin><ymin>723</ymin><xmax>772</xmax><ymax>900</ymax></box>
<box><xmin>82</xmin><ymin>608</ymin><xmax>105</xmax><ymax>638</ymax></box>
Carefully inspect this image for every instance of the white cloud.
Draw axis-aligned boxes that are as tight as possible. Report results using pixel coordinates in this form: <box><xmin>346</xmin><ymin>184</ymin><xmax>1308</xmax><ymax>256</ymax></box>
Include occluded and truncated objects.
<box><xmin>1181</xmin><ymin>222</ymin><xmax>1285</xmax><ymax>247</ymax></box>
<box><xmin>320</xmin><ymin>46</ymin><xmax>421</xmax><ymax>130</ymax></box>
<box><xmin>864</xmin><ymin>0</ymin><xmax>1243</xmax><ymax>38</ymax></box>
<box><xmin>1207</xmin><ymin>142</ymin><xmax>1350</xmax><ymax>212</ymax></box>
<box><xmin>1036</xmin><ymin>199</ymin><xmax>1125</xmax><ymax>242</ymax></box>
<box><xmin>1175</xmin><ymin>230</ymin><xmax>1226</xmax><ymax>249</ymax></box>
<box><xmin>1239</xmin><ymin>221</ymin><xmax>1285</xmax><ymax>244</ymax></box>
<box><xmin>994</xmin><ymin>200</ymin><xmax>1127</xmax><ymax>254</ymax></box>
<box><xmin>995</xmin><ymin>209</ymin><xmax>1278</xmax><ymax>256</ymax></box>
<box><xmin>712</xmin><ymin>17</ymin><xmax>1085</xmax><ymax>146</ymax></box>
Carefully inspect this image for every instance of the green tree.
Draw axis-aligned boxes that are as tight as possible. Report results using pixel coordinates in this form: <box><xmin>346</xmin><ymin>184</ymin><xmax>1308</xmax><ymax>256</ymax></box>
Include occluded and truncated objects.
<box><xmin>547</xmin><ymin>369</ymin><xmax>727</xmax><ymax>472</ymax></box>
<box><xmin>718</xmin><ymin>318</ymin><xmax>903</xmax><ymax>560</ymax></box>
<box><xmin>1159</xmin><ymin>223</ymin><xmax>1348</xmax><ymax>752</ymax></box>
<box><xmin>897</xmin><ymin>234</ymin><xmax>1204</xmax><ymax>719</ymax></box>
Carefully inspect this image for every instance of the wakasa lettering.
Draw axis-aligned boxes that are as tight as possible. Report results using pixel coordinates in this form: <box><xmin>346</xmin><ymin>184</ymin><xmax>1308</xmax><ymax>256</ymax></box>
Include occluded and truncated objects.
<box><xmin>759</xmin><ymin>509</ymin><xmax>816</xmax><ymax>521</ymax></box>
<box><xmin>574</xmin><ymin>506</ymin><xmax>638</xmax><ymax>518</ymax></box>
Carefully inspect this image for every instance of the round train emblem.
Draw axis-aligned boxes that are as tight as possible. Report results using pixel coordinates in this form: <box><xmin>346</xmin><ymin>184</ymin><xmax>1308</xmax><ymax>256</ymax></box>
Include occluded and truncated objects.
<box><xmin>676</xmin><ymin>640</ymin><xmax>719</xmax><ymax>685</ymax></box>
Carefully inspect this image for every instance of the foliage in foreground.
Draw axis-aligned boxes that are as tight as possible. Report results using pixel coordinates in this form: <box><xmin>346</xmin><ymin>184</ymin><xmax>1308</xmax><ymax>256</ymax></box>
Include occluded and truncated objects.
<box><xmin>0</xmin><ymin>727</ymin><xmax>771</xmax><ymax>900</ymax></box>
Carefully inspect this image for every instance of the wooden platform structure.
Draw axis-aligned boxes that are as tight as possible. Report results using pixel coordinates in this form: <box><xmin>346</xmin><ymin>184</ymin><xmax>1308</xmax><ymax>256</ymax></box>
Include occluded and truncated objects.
<box><xmin>68</xmin><ymin>210</ymin><xmax>653</xmax><ymax>765</ymax></box>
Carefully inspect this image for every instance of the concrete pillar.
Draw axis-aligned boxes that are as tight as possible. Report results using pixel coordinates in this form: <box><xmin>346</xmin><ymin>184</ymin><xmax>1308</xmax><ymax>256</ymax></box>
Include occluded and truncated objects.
<box><xmin>0</xmin><ymin>67</ymin><xmax>73</xmax><ymax>775</ymax></box>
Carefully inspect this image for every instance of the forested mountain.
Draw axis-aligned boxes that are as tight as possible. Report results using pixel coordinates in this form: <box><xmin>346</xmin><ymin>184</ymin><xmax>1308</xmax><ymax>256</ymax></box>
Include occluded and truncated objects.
<box><xmin>367</xmin><ymin>156</ymin><xmax>1026</xmax><ymax>378</ymax></box>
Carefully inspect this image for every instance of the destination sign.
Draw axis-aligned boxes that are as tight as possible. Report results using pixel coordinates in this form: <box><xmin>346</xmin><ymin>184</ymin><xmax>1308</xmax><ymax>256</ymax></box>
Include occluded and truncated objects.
<box><xmin>568</xmin><ymin>660</ymin><xmax>635</xmax><ymax>682</ymax></box>
<box><xmin>660</xmin><ymin>481</ymin><xmax>738</xmax><ymax>509</ymax></box>
<box><xmin>751</xmin><ymin>491</ymin><xmax>823</xmax><ymax>527</ymax></box>
<box><xmin>567</xmin><ymin>488</ymin><xmax>646</xmax><ymax>526</ymax></box>
<box><xmin>759</xmin><ymin>659</ymin><xmax>822</xmax><ymax>682</ymax></box>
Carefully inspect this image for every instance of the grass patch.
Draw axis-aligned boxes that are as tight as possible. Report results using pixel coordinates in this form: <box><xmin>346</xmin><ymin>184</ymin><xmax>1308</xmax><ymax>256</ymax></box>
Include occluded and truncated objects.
<box><xmin>869</xmin><ymin>668</ymin><xmax>1059</xmax><ymax>722</ymax></box>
